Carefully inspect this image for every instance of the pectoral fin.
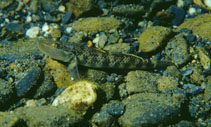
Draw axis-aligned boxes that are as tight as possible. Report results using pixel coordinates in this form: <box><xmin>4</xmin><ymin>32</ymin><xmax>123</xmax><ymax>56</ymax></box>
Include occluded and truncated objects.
<box><xmin>67</xmin><ymin>55</ymin><xmax>80</xmax><ymax>80</ymax></box>
<box><xmin>38</xmin><ymin>42</ymin><xmax>71</xmax><ymax>62</ymax></box>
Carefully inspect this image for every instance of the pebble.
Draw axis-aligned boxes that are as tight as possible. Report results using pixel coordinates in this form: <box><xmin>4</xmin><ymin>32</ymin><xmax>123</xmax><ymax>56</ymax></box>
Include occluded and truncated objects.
<box><xmin>107</xmin><ymin>31</ymin><xmax>119</xmax><ymax>44</ymax></box>
<box><xmin>26</xmin><ymin>15</ymin><xmax>32</xmax><ymax>23</ymax></box>
<box><xmin>49</xmin><ymin>28</ymin><xmax>61</xmax><ymax>39</ymax></box>
<box><xmin>42</xmin><ymin>23</ymin><xmax>49</xmax><ymax>32</ymax></box>
<box><xmin>138</xmin><ymin>26</ymin><xmax>172</xmax><ymax>52</ymax></box>
<box><xmin>165</xmin><ymin>34</ymin><xmax>189</xmax><ymax>65</ymax></box>
<box><xmin>91</xmin><ymin>110</ymin><xmax>114</xmax><ymax>127</ymax></box>
<box><xmin>183</xmin><ymin>84</ymin><xmax>203</xmax><ymax>96</ymax></box>
<box><xmin>5</xmin><ymin>23</ymin><xmax>25</xmax><ymax>35</ymax></box>
<box><xmin>99</xmin><ymin>82</ymin><xmax>116</xmax><ymax>101</ymax></box>
<box><xmin>188</xmin><ymin>95</ymin><xmax>209</xmax><ymax>119</ymax></box>
<box><xmin>190</xmin><ymin>64</ymin><xmax>205</xmax><ymax>85</ymax></box>
<box><xmin>15</xmin><ymin>67</ymin><xmax>41</xmax><ymax>97</ymax></box>
<box><xmin>0</xmin><ymin>78</ymin><xmax>15</xmax><ymax>110</ymax></box>
<box><xmin>106</xmin><ymin>100</ymin><xmax>125</xmax><ymax>116</ymax></box>
<box><xmin>26</xmin><ymin>26</ymin><xmax>40</xmax><ymax>38</ymax></box>
<box><xmin>68</xmin><ymin>31</ymin><xmax>87</xmax><ymax>43</ymax></box>
<box><xmin>91</xmin><ymin>100</ymin><xmax>124</xmax><ymax>127</ymax></box>
<box><xmin>58</xmin><ymin>5</ymin><xmax>65</xmax><ymax>13</ymax></box>
<box><xmin>61</xmin><ymin>11</ymin><xmax>72</xmax><ymax>24</ymax></box>
<box><xmin>52</xmin><ymin>81</ymin><xmax>97</xmax><ymax>114</ymax></box>
<box><xmin>93</xmin><ymin>33</ymin><xmax>108</xmax><ymax>48</ymax></box>
<box><xmin>72</xmin><ymin>17</ymin><xmax>120</xmax><ymax>33</ymax></box>
<box><xmin>86</xmin><ymin>68</ymin><xmax>108</xmax><ymax>84</ymax></box>
<box><xmin>118</xmin><ymin>93</ymin><xmax>184</xmax><ymax>127</ymax></box>
<box><xmin>165</xmin><ymin>66</ymin><xmax>182</xmax><ymax>79</ymax></box>
<box><xmin>169</xmin><ymin>5</ymin><xmax>185</xmax><ymax>26</ymax></box>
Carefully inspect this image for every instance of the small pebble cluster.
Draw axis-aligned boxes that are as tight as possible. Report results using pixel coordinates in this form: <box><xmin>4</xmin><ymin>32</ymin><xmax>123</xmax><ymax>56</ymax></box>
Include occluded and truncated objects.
<box><xmin>0</xmin><ymin>0</ymin><xmax>210</xmax><ymax>127</ymax></box>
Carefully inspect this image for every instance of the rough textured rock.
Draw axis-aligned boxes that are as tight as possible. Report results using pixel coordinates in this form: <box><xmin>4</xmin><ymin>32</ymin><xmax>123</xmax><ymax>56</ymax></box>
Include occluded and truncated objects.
<box><xmin>157</xmin><ymin>76</ymin><xmax>179</xmax><ymax>92</ymax></box>
<box><xmin>112</xmin><ymin>4</ymin><xmax>144</xmax><ymax>17</ymax></box>
<box><xmin>165</xmin><ymin>34</ymin><xmax>189</xmax><ymax>65</ymax></box>
<box><xmin>104</xmin><ymin>43</ymin><xmax>130</xmax><ymax>53</ymax></box>
<box><xmin>66</xmin><ymin>0</ymin><xmax>94</xmax><ymax>18</ymax></box>
<box><xmin>118</xmin><ymin>93</ymin><xmax>183</xmax><ymax>127</ymax></box>
<box><xmin>0</xmin><ymin>111</ymin><xmax>25</xmax><ymax>127</ymax></box>
<box><xmin>119</xmin><ymin>70</ymin><xmax>161</xmax><ymax>97</ymax></box>
<box><xmin>196</xmin><ymin>47</ymin><xmax>210</xmax><ymax>70</ymax></box>
<box><xmin>204</xmin><ymin>76</ymin><xmax>211</xmax><ymax>102</ymax></box>
<box><xmin>14</xmin><ymin>106</ymin><xmax>82</xmax><ymax>127</ymax></box>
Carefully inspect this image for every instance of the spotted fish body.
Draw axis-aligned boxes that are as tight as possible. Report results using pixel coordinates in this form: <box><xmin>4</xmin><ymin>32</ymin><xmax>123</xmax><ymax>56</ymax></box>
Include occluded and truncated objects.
<box><xmin>72</xmin><ymin>44</ymin><xmax>154</xmax><ymax>69</ymax></box>
<box><xmin>38</xmin><ymin>42</ymin><xmax>169</xmax><ymax>80</ymax></box>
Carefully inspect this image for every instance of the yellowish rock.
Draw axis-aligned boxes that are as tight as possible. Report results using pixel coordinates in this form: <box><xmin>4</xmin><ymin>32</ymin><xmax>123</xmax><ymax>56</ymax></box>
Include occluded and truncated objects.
<box><xmin>177</xmin><ymin>14</ymin><xmax>211</xmax><ymax>41</ymax></box>
<box><xmin>196</xmin><ymin>47</ymin><xmax>211</xmax><ymax>69</ymax></box>
<box><xmin>190</xmin><ymin>64</ymin><xmax>205</xmax><ymax>85</ymax></box>
<box><xmin>49</xmin><ymin>28</ymin><xmax>61</xmax><ymax>40</ymax></box>
<box><xmin>44</xmin><ymin>58</ymin><xmax>75</xmax><ymax>87</ymax></box>
<box><xmin>138</xmin><ymin>26</ymin><xmax>172</xmax><ymax>52</ymax></box>
<box><xmin>204</xmin><ymin>76</ymin><xmax>211</xmax><ymax>102</ymax></box>
<box><xmin>52</xmin><ymin>81</ymin><xmax>97</xmax><ymax>114</ymax></box>
<box><xmin>66</xmin><ymin>0</ymin><xmax>93</xmax><ymax>18</ymax></box>
<box><xmin>72</xmin><ymin>17</ymin><xmax>120</xmax><ymax>33</ymax></box>
<box><xmin>157</xmin><ymin>76</ymin><xmax>179</xmax><ymax>92</ymax></box>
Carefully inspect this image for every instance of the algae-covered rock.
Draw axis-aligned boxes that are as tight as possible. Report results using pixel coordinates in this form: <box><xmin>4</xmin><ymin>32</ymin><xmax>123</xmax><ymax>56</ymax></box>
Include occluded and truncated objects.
<box><xmin>112</xmin><ymin>4</ymin><xmax>144</xmax><ymax>16</ymax></box>
<box><xmin>157</xmin><ymin>76</ymin><xmax>179</xmax><ymax>92</ymax></box>
<box><xmin>165</xmin><ymin>65</ymin><xmax>182</xmax><ymax>79</ymax></box>
<box><xmin>14</xmin><ymin>105</ymin><xmax>82</xmax><ymax>127</ymax></box>
<box><xmin>118</xmin><ymin>93</ymin><xmax>183</xmax><ymax>127</ymax></box>
<box><xmin>196</xmin><ymin>47</ymin><xmax>210</xmax><ymax>70</ymax></box>
<box><xmin>119</xmin><ymin>70</ymin><xmax>161</xmax><ymax>97</ymax></box>
<box><xmin>165</xmin><ymin>34</ymin><xmax>189</xmax><ymax>65</ymax></box>
<box><xmin>178</xmin><ymin>14</ymin><xmax>211</xmax><ymax>41</ymax></box>
<box><xmin>44</xmin><ymin>58</ymin><xmax>76</xmax><ymax>87</ymax></box>
<box><xmin>204</xmin><ymin>76</ymin><xmax>211</xmax><ymax>102</ymax></box>
<box><xmin>190</xmin><ymin>64</ymin><xmax>205</xmax><ymax>85</ymax></box>
<box><xmin>66</xmin><ymin>0</ymin><xmax>94</xmax><ymax>18</ymax></box>
<box><xmin>72</xmin><ymin>17</ymin><xmax>120</xmax><ymax>33</ymax></box>
<box><xmin>0</xmin><ymin>38</ymin><xmax>41</xmax><ymax>62</ymax></box>
<box><xmin>0</xmin><ymin>0</ymin><xmax>14</xmax><ymax>9</ymax></box>
<box><xmin>138</xmin><ymin>26</ymin><xmax>172</xmax><ymax>52</ymax></box>
<box><xmin>104</xmin><ymin>43</ymin><xmax>130</xmax><ymax>53</ymax></box>
<box><xmin>0</xmin><ymin>111</ymin><xmax>24</xmax><ymax>127</ymax></box>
